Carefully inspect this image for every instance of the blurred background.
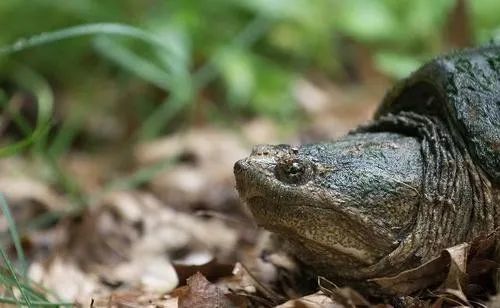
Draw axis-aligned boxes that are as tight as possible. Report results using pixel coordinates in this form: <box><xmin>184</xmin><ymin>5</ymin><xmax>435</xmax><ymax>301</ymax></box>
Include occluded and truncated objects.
<box><xmin>1</xmin><ymin>0</ymin><xmax>499</xmax><ymax>153</ymax></box>
<box><xmin>0</xmin><ymin>0</ymin><xmax>499</xmax><ymax>305</ymax></box>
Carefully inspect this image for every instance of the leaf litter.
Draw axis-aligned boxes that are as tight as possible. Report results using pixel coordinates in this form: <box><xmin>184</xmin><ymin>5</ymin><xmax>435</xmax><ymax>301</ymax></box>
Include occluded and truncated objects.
<box><xmin>2</xmin><ymin>84</ymin><xmax>500</xmax><ymax>307</ymax></box>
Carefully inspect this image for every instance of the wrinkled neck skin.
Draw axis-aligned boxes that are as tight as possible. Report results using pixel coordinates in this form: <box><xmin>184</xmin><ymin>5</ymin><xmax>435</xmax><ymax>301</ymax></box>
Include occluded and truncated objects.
<box><xmin>234</xmin><ymin>112</ymin><xmax>496</xmax><ymax>287</ymax></box>
<box><xmin>350</xmin><ymin>112</ymin><xmax>495</xmax><ymax>279</ymax></box>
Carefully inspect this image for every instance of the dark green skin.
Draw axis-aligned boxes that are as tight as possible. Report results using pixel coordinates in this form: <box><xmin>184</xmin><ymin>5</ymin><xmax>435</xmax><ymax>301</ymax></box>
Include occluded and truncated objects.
<box><xmin>234</xmin><ymin>45</ymin><xmax>500</xmax><ymax>294</ymax></box>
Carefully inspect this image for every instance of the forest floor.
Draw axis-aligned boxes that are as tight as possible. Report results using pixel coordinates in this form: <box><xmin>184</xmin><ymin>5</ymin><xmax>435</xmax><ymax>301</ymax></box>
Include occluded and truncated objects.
<box><xmin>2</xmin><ymin>78</ymin><xmax>498</xmax><ymax>307</ymax></box>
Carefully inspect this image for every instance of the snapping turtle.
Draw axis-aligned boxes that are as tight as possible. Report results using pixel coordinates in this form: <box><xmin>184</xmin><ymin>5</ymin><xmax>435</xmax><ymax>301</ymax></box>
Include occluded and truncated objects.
<box><xmin>234</xmin><ymin>45</ymin><xmax>500</xmax><ymax>293</ymax></box>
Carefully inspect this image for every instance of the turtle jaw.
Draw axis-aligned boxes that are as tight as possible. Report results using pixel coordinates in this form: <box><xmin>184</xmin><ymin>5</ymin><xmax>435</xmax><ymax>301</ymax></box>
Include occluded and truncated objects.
<box><xmin>243</xmin><ymin>194</ymin><xmax>387</xmax><ymax>266</ymax></box>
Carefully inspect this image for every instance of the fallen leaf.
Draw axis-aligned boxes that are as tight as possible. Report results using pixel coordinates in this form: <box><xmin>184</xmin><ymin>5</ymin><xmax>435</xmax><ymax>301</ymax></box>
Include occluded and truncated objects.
<box><xmin>370</xmin><ymin>243</ymin><xmax>469</xmax><ymax>295</ymax></box>
<box><xmin>29</xmin><ymin>257</ymin><xmax>99</xmax><ymax>306</ymax></box>
<box><xmin>276</xmin><ymin>291</ymin><xmax>341</xmax><ymax>308</ymax></box>
<box><xmin>370</xmin><ymin>231</ymin><xmax>500</xmax><ymax>305</ymax></box>
<box><xmin>111</xmin><ymin>256</ymin><xmax>179</xmax><ymax>293</ymax></box>
<box><xmin>177</xmin><ymin>272</ymin><xmax>246</xmax><ymax>308</ymax></box>
<box><xmin>0</xmin><ymin>177</ymin><xmax>66</xmax><ymax>212</ymax></box>
<box><xmin>91</xmin><ymin>290</ymin><xmax>177</xmax><ymax>308</ymax></box>
<box><xmin>440</xmin><ymin>242</ymin><xmax>469</xmax><ymax>291</ymax></box>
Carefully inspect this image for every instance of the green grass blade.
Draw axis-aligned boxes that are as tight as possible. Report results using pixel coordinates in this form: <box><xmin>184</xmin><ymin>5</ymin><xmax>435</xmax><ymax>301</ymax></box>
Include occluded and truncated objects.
<box><xmin>193</xmin><ymin>15</ymin><xmax>272</xmax><ymax>89</ymax></box>
<box><xmin>136</xmin><ymin>16</ymin><xmax>271</xmax><ymax>140</ymax></box>
<box><xmin>0</xmin><ymin>197</ymin><xmax>73</xmax><ymax>307</ymax></box>
<box><xmin>0</xmin><ymin>248</ymin><xmax>31</xmax><ymax>306</ymax></box>
<box><xmin>0</xmin><ymin>265</ymin><xmax>72</xmax><ymax>306</ymax></box>
<box><xmin>0</xmin><ymin>296</ymin><xmax>72</xmax><ymax>307</ymax></box>
<box><xmin>0</xmin><ymin>22</ymin><xmax>194</xmax><ymax>144</ymax></box>
<box><xmin>0</xmin><ymin>22</ymin><xmax>176</xmax><ymax>56</ymax></box>
<box><xmin>0</xmin><ymin>66</ymin><xmax>54</xmax><ymax>158</ymax></box>
<box><xmin>9</xmin><ymin>111</ymin><xmax>33</xmax><ymax>137</ymax></box>
<box><xmin>47</xmin><ymin>117</ymin><xmax>82</xmax><ymax>158</ymax></box>
<box><xmin>93</xmin><ymin>36</ymin><xmax>173</xmax><ymax>91</ymax></box>
<box><xmin>136</xmin><ymin>95</ymin><xmax>187</xmax><ymax>140</ymax></box>
<box><xmin>0</xmin><ymin>193</ymin><xmax>27</xmax><ymax>276</ymax></box>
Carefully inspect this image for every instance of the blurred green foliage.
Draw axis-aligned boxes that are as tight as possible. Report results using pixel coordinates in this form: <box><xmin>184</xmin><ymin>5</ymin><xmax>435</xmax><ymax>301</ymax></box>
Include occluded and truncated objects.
<box><xmin>0</xmin><ymin>0</ymin><xmax>499</xmax><ymax>150</ymax></box>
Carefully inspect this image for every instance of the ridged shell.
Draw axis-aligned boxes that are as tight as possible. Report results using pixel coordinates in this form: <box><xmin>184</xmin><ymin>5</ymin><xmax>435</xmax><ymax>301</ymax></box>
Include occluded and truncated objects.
<box><xmin>376</xmin><ymin>45</ymin><xmax>500</xmax><ymax>182</ymax></box>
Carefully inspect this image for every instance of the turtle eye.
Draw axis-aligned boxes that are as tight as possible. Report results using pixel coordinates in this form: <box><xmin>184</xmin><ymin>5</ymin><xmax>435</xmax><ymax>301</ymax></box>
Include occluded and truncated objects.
<box><xmin>275</xmin><ymin>158</ymin><xmax>312</xmax><ymax>184</ymax></box>
<box><xmin>288</xmin><ymin>161</ymin><xmax>304</xmax><ymax>176</ymax></box>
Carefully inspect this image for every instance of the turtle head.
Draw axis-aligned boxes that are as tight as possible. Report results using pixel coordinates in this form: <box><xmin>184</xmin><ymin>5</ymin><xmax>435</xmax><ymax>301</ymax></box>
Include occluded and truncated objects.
<box><xmin>234</xmin><ymin>132</ymin><xmax>423</xmax><ymax>275</ymax></box>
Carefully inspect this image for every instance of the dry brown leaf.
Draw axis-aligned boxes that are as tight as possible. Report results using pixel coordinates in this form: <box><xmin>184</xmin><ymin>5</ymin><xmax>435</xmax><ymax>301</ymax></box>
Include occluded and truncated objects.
<box><xmin>0</xmin><ymin>158</ymin><xmax>67</xmax><ymax>213</ymax></box>
<box><xmin>0</xmin><ymin>159</ymin><xmax>70</xmax><ymax>261</ymax></box>
<box><xmin>29</xmin><ymin>257</ymin><xmax>100</xmax><ymax>306</ymax></box>
<box><xmin>223</xmin><ymin>262</ymin><xmax>258</xmax><ymax>295</ymax></box>
<box><xmin>42</xmin><ymin>190</ymin><xmax>240</xmax><ymax>302</ymax></box>
<box><xmin>440</xmin><ymin>243</ymin><xmax>469</xmax><ymax>291</ymax></box>
<box><xmin>110</xmin><ymin>255</ymin><xmax>179</xmax><ymax>293</ymax></box>
<box><xmin>370</xmin><ymin>243</ymin><xmax>470</xmax><ymax>296</ymax></box>
<box><xmin>276</xmin><ymin>291</ymin><xmax>341</xmax><ymax>308</ymax></box>
<box><xmin>432</xmin><ymin>288</ymin><xmax>469</xmax><ymax>306</ymax></box>
<box><xmin>71</xmin><ymin>190</ymin><xmax>238</xmax><ymax>267</ymax></box>
<box><xmin>0</xmin><ymin>177</ymin><xmax>65</xmax><ymax>210</ymax></box>
<box><xmin>177</xmin><ymin>272</ymin><xmax>246</xmax><ymax>308</ymax></box>
<box><xmin>91</xmin><ymin>291</ymin><xmax>178</xmax><ymax>308</ymax></box>
<box><xmin>371</xmin><ymin>232</ymin><xmax>500</xmax><ymax>303</ymax></box>
<box><xmin>431</xmin><ymin>232</ymin><xmax>499</xmax><ymax>305</ymax></box>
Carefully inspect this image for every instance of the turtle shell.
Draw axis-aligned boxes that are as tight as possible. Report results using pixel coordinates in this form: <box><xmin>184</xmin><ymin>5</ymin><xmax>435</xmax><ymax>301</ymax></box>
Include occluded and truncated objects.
<box><xmin>375</xmin><ymin>45</ymin><xmax>500</xmax><ymax>183</ymax></box>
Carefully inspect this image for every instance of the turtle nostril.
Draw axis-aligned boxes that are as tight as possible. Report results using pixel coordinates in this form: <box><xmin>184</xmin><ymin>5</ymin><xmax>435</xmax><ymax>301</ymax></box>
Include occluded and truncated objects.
<box><xmin>234</xmin><ymin>160</ymin><xmax>245</xmax><ymax>174</ymax></box>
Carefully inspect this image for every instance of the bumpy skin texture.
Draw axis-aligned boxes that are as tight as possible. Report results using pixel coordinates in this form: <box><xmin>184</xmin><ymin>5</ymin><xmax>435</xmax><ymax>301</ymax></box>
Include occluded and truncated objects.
<box><xmin>234</xmin><ymin>45</ymin><xmax>500</xmax><ymax>294</ymax></box>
